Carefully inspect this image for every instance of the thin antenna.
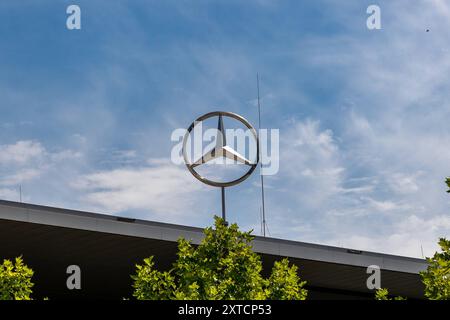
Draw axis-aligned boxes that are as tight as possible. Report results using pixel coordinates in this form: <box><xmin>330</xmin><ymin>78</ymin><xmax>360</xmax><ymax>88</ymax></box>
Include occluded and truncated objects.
<box><xmin>257</xmin><ymin>73</ymin><xmax>267</xmax><ymax>237</ymax></box>
<box><xmin>266</xmin><ymin>218</ymin><xmax>271</xmax><ymax>237</ymax></box>
<box><xmin>260</xmin><ymin>206</ymin><xmax>263</xmax><ymax>236</ymax></box>
<box><xmin>19</xmin><ymin>185</ymin><xmax>22</xmax><ymax>203</ymax></box>
<box><xmin>421</xmin><ymin>244</ymin><xmax>424</xmax><ymax>259</ymax></box>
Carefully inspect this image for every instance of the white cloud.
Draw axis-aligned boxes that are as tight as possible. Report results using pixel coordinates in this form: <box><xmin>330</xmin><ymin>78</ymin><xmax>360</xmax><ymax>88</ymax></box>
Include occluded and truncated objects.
<box><xmin>0</xmin><ymin>140</ymin><xmax>213</xmax><ymax>225</ymax></box>
<box><xmin>0</xmin><ymin>140</ymin><xmax>84</xmax><ymax>204</ymax></box>
<box><xmin>0</xmin><ymin>188</ymin><xmax>19</xmax><ymax>200</ymax></box>
<box><xmin>387</xmin><ymin>173</ymin><xmax>421</xmax><ymax>195</ymax></box>
<box><xmin>363</xmin><ymin>197</ymin><xmax>412</xmax><ymax>213</ymax></box>
<box><xmin>0</xmin><ymin>169</ymin><xmax>41</xmax><ymax>186</ymax></box>
<box><xmin>72</xmin><ymin>159</ymin><xmax>211</xmax><ymax>220</ymax></box>
<box><xmin>282</xmin><ymin>119</ymin><xmax>345</xmax><ymax>205</ymax></box>
<box><xmin>333</xmin><ymin>214</ymin><xmax>450</xmax><ymax>258</ymax></box>
<box><xmin>49</xmin><ymin>150</ymin><xmax>82</xmax><ymax>162</ymax></box>
<box><xmin>0</xmin><ymin>140</ymin><xmax>44</xmax><ymax>165</ymax></box>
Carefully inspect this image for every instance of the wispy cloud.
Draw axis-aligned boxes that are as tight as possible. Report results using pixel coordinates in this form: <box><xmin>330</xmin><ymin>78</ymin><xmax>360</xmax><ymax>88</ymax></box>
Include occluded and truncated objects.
<box><xmin>0</xmin><ymin>140</ymin><xmax>83</xmax><ymax>202</ymax></box>
<box><xmin>0</xmin><ymin>141</ymin><xmax>45</xmax><ymax>165</ymax></box>
<box><xmin>72</xmin><ymin>158</ymin><xmax>212</xmax><ymax>221</ymax></box>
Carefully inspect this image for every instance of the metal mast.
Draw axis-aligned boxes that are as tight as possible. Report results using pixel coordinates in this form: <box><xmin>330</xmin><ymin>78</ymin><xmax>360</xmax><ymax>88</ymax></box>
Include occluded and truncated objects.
<box><xmin>257</xmin><ymin>73</ymin><xmax>267</xmax><ymax>237</ymax></box>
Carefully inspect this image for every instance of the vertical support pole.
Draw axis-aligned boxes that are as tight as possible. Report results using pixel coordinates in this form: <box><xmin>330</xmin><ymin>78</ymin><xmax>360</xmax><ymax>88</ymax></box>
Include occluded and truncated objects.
<box><xmin>221</xmin><ymin>186</ymin><xmax>227</xmax><ymax>224</ymax></box>
<box><xmin>257</xmin><ymin>73</ymin><xmax>266</xmax><ymax>237</ymax></box>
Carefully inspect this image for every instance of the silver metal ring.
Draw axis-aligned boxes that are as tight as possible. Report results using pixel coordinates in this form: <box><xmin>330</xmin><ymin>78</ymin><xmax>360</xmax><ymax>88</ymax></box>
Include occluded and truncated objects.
<box><xmin>182</xmin><ymin>111</ymin><xmax>259</xmax><ymax>188</ymax></box>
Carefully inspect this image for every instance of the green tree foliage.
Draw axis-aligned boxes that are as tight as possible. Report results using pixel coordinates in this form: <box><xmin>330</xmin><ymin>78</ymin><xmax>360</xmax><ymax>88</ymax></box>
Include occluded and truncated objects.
<box><xmin>419</xmin><ymin>180</ymin><xmax>450</xmax><ymax>299</ymax></box>
<box><xmin>374</xmin><ymin>288</ymin><xmax>390</xmax><ymax>300</ymax></box>
<box><xmin>420</xmin><ymin>238</ymin><xmax>450</xmax><ymax>300</ymax></box>
<box><xmin>267</xmin><ymin>259</ymin><xmax>307</xmax><ymax>300</ymax></box>
<box><xmin>374</xmin><ymin>288</ymin><xmax>406</xmax><ymax>300</ymax></box>
<box><xmin>0</xmin><ymin>256</ymin><xmax>34</xmax><ymax>300</ymax></box>
<box><xmin>132</xmin><ymin>216</ymin><xmax>307</xmax><ymax>300</ymax></box>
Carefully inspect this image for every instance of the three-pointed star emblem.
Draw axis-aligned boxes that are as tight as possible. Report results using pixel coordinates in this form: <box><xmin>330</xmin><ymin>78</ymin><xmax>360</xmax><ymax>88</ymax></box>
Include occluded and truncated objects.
<box><xmin>190</xmin><ymin>115</ymin><xmax>255</xmax><ymax>168</ymax></box>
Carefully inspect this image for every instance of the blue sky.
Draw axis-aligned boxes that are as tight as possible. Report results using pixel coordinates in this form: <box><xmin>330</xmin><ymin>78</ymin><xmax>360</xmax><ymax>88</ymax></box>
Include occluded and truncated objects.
<box><xmin>1</xmin><ymin>0</ymin><xmax>450</xmax><ymax>258</ymax></box>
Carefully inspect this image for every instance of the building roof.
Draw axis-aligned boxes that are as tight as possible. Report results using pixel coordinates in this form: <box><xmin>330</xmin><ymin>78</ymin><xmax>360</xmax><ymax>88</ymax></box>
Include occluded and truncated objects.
<box><xmin>0</xmin><ymin>199</ymin><xmax>428</xmax><ymax>299</ymax></box>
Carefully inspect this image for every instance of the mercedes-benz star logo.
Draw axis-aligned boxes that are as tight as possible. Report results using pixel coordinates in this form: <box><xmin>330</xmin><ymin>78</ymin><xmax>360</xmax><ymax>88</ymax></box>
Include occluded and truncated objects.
<box><xmin>182</xmin><ymin>111</ymin><xmax>259</xmax><ymax>188</ymax></box>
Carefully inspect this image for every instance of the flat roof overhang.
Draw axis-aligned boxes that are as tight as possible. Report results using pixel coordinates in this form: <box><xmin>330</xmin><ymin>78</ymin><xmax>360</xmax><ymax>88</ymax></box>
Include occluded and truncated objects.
<box><xmin>0</xmin><ymin>200</ymin><xmax>428</xmax><ymax>299</ymax></box>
